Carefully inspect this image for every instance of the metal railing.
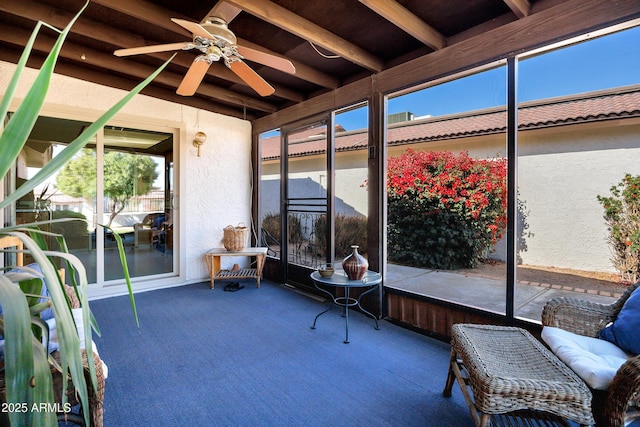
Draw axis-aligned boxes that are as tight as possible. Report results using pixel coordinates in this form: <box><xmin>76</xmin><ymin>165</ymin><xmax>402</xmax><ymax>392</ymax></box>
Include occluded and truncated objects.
<box><xmin>287</xmin><ymin>197</ymin><xmax>326</xmax><ymax>267</ymax></box>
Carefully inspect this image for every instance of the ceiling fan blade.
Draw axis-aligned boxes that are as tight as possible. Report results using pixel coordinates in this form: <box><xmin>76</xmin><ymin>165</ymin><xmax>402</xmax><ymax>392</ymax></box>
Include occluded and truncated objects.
<box><xmin>114</xmin><ymin>42</ymin><xmax>191</xmax><ymax>57</ymax></box>
<box><xmin>177</xmin><ymin>59</ymin><xmax>211</xmax><ymax>96</ymax></box>
<box><xmin>229</xmin><ymin>60</ymin><xmax>275</xmax><ymax>97</ymax></box>
<box><xmin>171</xmin><ymin>18</ymin><xmax>212</xmax><ymax>39</ymax></box>
<box><xmin>236</xmin><ymin>45</ymin><xmax>296</xmax><ymax>75</ymax></box>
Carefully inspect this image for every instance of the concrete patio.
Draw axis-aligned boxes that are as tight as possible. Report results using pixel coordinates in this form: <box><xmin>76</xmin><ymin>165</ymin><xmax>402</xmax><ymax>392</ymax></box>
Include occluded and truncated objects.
<box><xmin>384</xmin><ymin>263</ymin><xmax>621</xmax><ymax>322</ymax></box>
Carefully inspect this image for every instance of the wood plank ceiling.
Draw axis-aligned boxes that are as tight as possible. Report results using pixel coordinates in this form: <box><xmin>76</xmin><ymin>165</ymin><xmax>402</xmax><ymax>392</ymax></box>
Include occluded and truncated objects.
<box><xmin>0</xmin><ymin>0</ymin><xmax>639</xmax><ymax>125</ymax></box>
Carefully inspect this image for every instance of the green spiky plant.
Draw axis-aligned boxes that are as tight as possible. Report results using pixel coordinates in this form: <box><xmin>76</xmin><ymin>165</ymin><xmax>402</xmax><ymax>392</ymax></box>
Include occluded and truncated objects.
<box><xmin>0</xmin><ymin>3</ymin><xmax>174</xmax><ymax>426</ymax></box>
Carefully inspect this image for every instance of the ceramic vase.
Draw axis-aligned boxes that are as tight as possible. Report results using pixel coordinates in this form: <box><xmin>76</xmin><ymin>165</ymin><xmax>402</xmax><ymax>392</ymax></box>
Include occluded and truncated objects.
<box><xmin>342</xmin><ymin>245</ymin><xmax>368</xmax><ymax>280</ymax></box>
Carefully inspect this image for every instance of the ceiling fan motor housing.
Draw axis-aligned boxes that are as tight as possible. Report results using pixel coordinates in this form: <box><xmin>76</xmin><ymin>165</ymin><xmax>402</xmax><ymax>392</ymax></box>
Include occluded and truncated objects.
<box><xmin>201</xmin><ymin>17</ymin><xmax>237</xmax><ymax>46</ymax></box>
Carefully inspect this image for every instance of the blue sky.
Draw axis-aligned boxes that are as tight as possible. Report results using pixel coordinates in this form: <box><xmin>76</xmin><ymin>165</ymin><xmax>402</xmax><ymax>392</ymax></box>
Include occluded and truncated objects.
<box><xmin>335</xmin><ymin>24</ymin><xmax>640</xmax><ymax>131</ymax></box>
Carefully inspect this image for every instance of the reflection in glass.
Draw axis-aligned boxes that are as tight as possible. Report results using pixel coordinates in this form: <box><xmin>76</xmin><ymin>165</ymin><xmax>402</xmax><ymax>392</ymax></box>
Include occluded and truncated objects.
<box><xmin>333</xmin><ymin>104</ymin><xmax>368</xmax><ymax>262</ymax></box>
<box><xmin>514</xmin><ymin>28</ymin><xmax>640</xmax><ymax>320</ymax></box>
<box><xmin>259</xmin><ymin>129</ymin><xmax>282</xmax><ymax>259</ymax></box>
<box><xmin>101</xmin><ymin>128</ymin><xmax>173</xmax><ymax>281</ymax></box>
<box><xmin>384</xmin><ymin>66</ymin><xmax>508</xmax><ymax>314</ymax></box>
<box><xmin>13</xmin><ymin>118</ymin><xmax>175</xmax><ymax>285</ymax></box>
<box><xmin>285</xmin><ymin>124</ymin><xmax>327</xmax><ymax>268</ymax></box>
<box><xmin>16</xmin><ymin>117</ymin><xmax>98</xmax><ymax>284</ymax></box>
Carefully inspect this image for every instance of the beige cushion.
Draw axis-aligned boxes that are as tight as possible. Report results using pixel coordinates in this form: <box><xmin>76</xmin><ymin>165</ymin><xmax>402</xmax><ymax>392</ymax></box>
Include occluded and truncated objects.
<box><xmin>542</xmin><ymin>326</ymin><xmax>630</xmax><ymax>390</ymax></box>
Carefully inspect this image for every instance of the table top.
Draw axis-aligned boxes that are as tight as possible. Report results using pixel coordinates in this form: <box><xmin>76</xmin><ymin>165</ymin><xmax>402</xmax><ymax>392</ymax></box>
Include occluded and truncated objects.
<box><xmin>310</xmin><ymin>270</ymin><xmax>382</xmax><ymax>287</ymax></box>
<box><xmin>451</xmin><ymin>323</ymin><xmax>594</xmax><ymax>425</ymax></box>
<box><xmin>206</xmin><ymin>247</ymin><xmax>268</xmax><ymax>256</ymax></box>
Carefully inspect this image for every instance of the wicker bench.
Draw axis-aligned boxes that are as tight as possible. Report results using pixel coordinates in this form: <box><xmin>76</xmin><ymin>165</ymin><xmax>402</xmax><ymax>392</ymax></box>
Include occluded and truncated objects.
<box><xmin>443</xmin><ymin>324</ymin><xmax>595</xmax><ymax>427</ymax></box>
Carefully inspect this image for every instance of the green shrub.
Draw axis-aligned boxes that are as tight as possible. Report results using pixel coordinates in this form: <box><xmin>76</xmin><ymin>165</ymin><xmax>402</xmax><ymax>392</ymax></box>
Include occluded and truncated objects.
<box><xmin>387</xmin><ymin>149</ymin><xmax>507</xmax><ymax>269</ymax></box>
<box><xmin>597</xmin><ymin>173</ymin><xmax>640</xmax><ymax>283</ymax></box>
<box><xmin>313</xmin><ymin>214</ymin><xmax>367</xmax><ymax>259</ymax></box>
<box><xmin>261</xmin><ymin>212</ymin><xmax>280</xmax><ymax>243</ymax></box>
<box><xmin>260</xmin><ymin>212</ymin><xmax>303</xmax><ymax>245</ymax></box>
<box><xmin>51</xmin><ymin>211</ymin><xmax>88</xmax><ymax>250</ymax></box>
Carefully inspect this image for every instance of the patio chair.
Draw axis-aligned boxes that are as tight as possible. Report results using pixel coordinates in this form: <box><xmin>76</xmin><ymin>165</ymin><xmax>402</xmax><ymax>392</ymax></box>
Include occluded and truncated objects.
<box><xmin>260</xmin><ymin>227</ymin><xmax>279</xmax><ymax>257</ymax></box>
<box><xmin>133</xmin><ymin>212</ymin><xmax>164</xmax><ymax>248</ymax></box>
<box><xmin>56</xmin><ymin>285</ymin><xmax>106</xmax><ymax>427</ymax></box>
<box><xmin>541</xmin><ymin>281</ymin><xmax>640</xmax><ymax>427</ymax></box>
<box><xmin>0</xmin><ymin>239</ymin><xmax>105</xmax><ymax>427</ymax></box>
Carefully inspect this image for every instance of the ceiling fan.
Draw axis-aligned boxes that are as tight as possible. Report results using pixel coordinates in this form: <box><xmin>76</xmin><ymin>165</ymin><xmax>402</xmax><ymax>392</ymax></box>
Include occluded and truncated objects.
<box><xmin>114</xmin><ymin>17</ymin><xmax>296</xmax><ymax>97</ymax></box>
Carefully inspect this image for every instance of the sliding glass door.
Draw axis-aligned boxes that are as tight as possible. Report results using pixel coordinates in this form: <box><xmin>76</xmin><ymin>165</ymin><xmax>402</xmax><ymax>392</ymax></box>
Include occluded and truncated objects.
<box><xmin>100</xmin><ymin>127</ymin><xmax>174</xmax><ymax>281</ymax></box>
<box><xmin>10</xmin><ymin>116</ymin><xmax>177</xmax><ymax>287</ymax></box>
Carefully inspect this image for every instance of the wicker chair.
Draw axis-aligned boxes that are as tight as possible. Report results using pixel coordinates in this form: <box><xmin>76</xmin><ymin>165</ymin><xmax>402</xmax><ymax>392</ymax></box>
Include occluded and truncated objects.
<box><xmin>133</xmin><ymin>212</ymin><xmax>165</xmax><ymax>248</ymax></box>
<box><xmin>541</xmin><ymin>281</ymin><xmax>640</xmax><ymax>427</ymax></box>
<box><xmin>61</xmin><ymin>285</ymin><xmax>105</xmax><ymax>427</ymax></box>
<box><xmin>0</xmin><ymin>285</ymin><xmax>105</xmax><ymax>427</ymax></box>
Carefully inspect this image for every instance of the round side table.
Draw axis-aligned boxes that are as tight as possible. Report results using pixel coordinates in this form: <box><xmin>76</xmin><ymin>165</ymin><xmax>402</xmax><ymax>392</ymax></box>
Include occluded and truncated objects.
<box><xmin>310</xmin><ymin>270</ymin><xmax>382</xmax><ymax>343</ymax></box>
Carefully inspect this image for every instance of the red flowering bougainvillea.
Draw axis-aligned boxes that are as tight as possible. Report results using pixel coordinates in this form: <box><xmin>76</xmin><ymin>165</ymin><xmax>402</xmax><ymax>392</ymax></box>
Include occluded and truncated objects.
<box><xmin>387</xmin><ymin>149</ymin><xmax>507</xmax><ymax>269</ymax></box>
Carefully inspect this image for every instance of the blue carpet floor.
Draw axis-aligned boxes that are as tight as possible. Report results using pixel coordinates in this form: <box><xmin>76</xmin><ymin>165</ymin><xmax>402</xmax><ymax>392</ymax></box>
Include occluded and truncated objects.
<box><xmin>89</xmin><ymin>280</ymin><xmax>473</xmax><ymax>426</ymax></box>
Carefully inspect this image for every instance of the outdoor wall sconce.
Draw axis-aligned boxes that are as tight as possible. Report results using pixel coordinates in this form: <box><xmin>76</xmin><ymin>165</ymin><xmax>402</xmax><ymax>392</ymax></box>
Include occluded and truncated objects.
<box><xmin>193</xmin><ymin>131</ymin><xmax>207</xmax><ymax>157</ymax></box>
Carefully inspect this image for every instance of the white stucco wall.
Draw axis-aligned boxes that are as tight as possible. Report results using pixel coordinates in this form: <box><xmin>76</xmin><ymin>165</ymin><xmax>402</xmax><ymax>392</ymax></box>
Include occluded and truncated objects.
<box><xmin>262</xmin><ymin>120</ymin><xmax>640</xmax><ymax>274</ymax></box>
<box><xmin>397</xmin><ymin>125</ymin><xmax>640</xmax><ymax>273</ymax></box>
<box><xmin>261</xmin><ymin>150</ymin><xmax>369</xmax><ymax>217</ymax></box>
<box><xmin>406</xmin><ymin>124</ymin><xmax>640</xmax><ymax>273</ymax></box>
<box><xmin>518</xmin><ymin>124</ymin><xmax>640</xmax><ymax>272</ymax></box>
<box><xmin>1</xmin><ymin>60</ymin><xmax>253</xmax><ymax>296</ymax></box>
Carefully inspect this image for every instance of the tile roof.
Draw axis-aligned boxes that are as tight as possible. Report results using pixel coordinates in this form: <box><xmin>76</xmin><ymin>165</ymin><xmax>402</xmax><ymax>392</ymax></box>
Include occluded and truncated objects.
<box><xmin>261</xmin><ymin>85</ymin><xmax>640</xmax><ymax>159</ymax></box>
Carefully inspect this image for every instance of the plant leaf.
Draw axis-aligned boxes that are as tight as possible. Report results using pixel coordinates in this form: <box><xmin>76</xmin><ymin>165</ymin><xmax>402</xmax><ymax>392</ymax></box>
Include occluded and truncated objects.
<box><xmin>18</xmin><ymin>278</ymin><xmax>44</xmax><ymax>310</ymax></box>
<box><xmin>0</xmin><ymin>1</ymin><xmax>89</xmax><ymax>182</ymax></box>
<box><xmin>0</xmin><ymin>52</ymin><xmax>176</xmax><ymax>211</ymax></box>
<box><xmin>102</xmin><ymin>225</ymin><xmax>138</xmax><ymax>327</ymax></box>
<box><xmin>30</xmin><ymin>331</ymin><xmax>57</xmax><ymax>426</ymax></box>
<box><xmin>0</xmin><ymin>20</ymin><xmax>49</xmax><ymax>126</ymax></box>
<box><xmin>0</xmin><ymin>276</ymin><xmax>36</xmax><ymax>426</ymax></box>
<box><xmin>5</xmin><ymin>231</ymin><xmax>91</xmax><ymax>426</ymax></box>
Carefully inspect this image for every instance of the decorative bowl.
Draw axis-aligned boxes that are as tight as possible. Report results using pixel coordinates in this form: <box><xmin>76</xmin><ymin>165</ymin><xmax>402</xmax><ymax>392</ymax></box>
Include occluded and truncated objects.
<box><xmin>317</xmin><ymin>264</ymin><xmax>335</xmax><ymax>278</ymax></box>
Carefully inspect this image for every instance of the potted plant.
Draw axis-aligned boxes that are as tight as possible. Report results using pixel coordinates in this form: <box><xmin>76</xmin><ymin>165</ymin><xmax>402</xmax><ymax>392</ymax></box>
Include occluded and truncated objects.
<box><xmin>0</xmin><ymin>2</ymin><xmax>174</xmax><ymax>426</ymax></box>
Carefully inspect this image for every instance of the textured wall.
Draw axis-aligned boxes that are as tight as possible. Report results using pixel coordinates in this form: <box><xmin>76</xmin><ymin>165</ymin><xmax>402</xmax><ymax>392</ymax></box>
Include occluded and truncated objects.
<box><xmin>1</xmin><ymin>60</ymin><xmax>252</xmax><ymax>294</ymax></box>
<box><xmin>261</xmin><ymin>124</ymin><xmax>640</xmax><ymax>274</ymax></box>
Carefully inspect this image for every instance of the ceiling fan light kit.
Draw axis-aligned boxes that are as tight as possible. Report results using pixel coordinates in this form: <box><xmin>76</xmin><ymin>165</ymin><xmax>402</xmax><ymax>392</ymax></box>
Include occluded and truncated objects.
<box><xmin>113</xmin><ymin>16</ymin><xmax>295</xmax><ymax>98</ymax></box>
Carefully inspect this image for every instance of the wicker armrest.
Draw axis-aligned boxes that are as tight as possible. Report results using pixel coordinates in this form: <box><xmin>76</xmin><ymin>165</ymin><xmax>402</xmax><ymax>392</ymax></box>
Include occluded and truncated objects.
<box><xmin>58</xmin><ymin>286</ymin><xmax>105</xmax><ymax>427</ymax></box>
<box><xmin>52</xmin><ymin>349</ymin><xmax>105</xmax><ymax>427</ymax></box>
<box><xmin>542</xmin><ymin>282</ymin><xmax>640</xmax><ymax>338</ymax></box>
<box><xmin>63</xmin><ymin>284</ymin><xmax>81</xmax><ymax>309</ymax></box>
<box><xmin>541</xmin><ymin>297</ymin><xmax>617</xmax><ymax>337</ymax></box>
<box><xmin>595</xmin><ymin>355</ymin><xmax>640</xmax><ymax>427</ymax></box>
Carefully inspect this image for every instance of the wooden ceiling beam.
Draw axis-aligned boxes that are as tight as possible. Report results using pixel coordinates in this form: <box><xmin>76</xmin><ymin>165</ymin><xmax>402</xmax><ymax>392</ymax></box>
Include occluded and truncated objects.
<box><xmin>503</xmin><ymin>0</ymin><xmax>531</xmax><ymax>18</ymax></box>
<box><xmin>224</xmin><ymin>0</ymin><xmax>385</xmax><ymax>72</ymax></box>
<box><xmin>1</xmin><ymin>46</ymin><xmax>253</xmax><ymax>119</ymax></box>
<box><xmin>204</xmin><ymin>1</ymin><xmax>339</xmax><ymax>90</ymax></box>
<box><xmin>88</xmin><ymin>0</ymin><xmax>191</xmax><ymax>37</ymax></box>
<box><xmin>203</xmin><ymin>1</ymin><xmax>243</xmax><ymax>24</ymax></box>
<box><xmin>253</xmin><ymin>0</ymin><xmax>640</xmax><ymax>132</ymax></box>
<box><xmin>206</xmin><ymin>1</ymin><xmax>340</xmax><ymax>89</ymax></box>
<box><xmin>0</xmin><ymin>25</ymin><xmax>278</xmax><ymax>113</ymax></box>
<box><xmin>90</xmin><ymin>0</ymin><xmax>338</xmax><ymax>90</ymax></box>
<box><xmin>236</xmin><ymin>38</ymin><xmax>340</xmax><ymax>90</ymax></box>
<box><xmin>358</xmin><ymin>0</ymin><xmax>446</xmax><ymax>50</ymax></box>
<box><xmin>52</xmin><ymin>61</ymin><xmax>256</xmax><ymax>120</ymax></box>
